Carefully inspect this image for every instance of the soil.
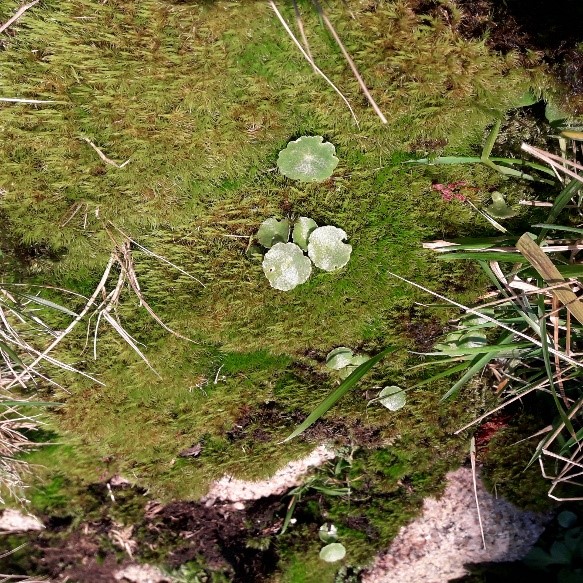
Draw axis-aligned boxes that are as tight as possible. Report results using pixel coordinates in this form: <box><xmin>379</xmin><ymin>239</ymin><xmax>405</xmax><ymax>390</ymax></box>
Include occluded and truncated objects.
<box><xmin>1</xmin><ymin>482</ymin><xmax>287</xmax><ymax>583</ymax></box>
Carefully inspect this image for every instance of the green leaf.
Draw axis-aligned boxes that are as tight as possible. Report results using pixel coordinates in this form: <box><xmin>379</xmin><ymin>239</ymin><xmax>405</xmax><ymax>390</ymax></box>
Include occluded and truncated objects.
<box><xmin>486</xmin><ymin>192</ymin><xmax>515</xmax><ymax>219</ymax></box>
<box><xmin>319</xmin><ymin>543</ymin><xmax>346</xmax><ymax>563</ymax></box>
<box><xmin>545</xmin><ymin>102</ymin><xmax>569</xmax><ymax>124</ymax></box>
<box><xmin>307</xmin><ymin>226</ymin><xmax>352</xmax><ymax>271</ymax></box>
<box><xmin>524</xmin><ymin>547</ymin><xmax>556</xmax><ymax>568</ymax></box>
<box><xmin>338</xmin><ymin>354</ymin><xmax>371</xmax><ymax>379</ymax></box>
<box><xmin>512</xmin><ymin>89</ymin><xmax>538</xmax><ymax>108</ymax></box>
<box><xmin>379</xmin><ymin>386</ymin><xmax>406</xmax><ymax>411</ymax></box>
<box><xmin>292</xmin><ymin>217</ymin><xmax>318</xmax><ymax>251</ymax></box>
<box><xmin>257</xmin><ymin>217</ymin><xmax>290</xmax><ymax>249</ymax></box>
<box><xmin>326</xmin><ymin>347</ymin><xmax>354</xmax><ymax>370</ymax></box>
<box><xmin>277</xmin><ymin>136</ymin><xmax>339</xmax><ymax>182</ymax></box>
<box><xmin>550</xmin><ymin>541</ymin><xmax>573</xmax><ymax>565</ymax></box>
<box><xmin>283</xmin><ymin>346</ymin><xmax>397</xmax><ymax>442</ymax></box>
<box><xmin>262</xmin><ymin>242</ymin><xmax>312</xmax><ymax>291</ymax></box>
<box><xmin>0</xmin><ymin>340</ymin><xmax>24</xmax><ymax>369</ymax></box>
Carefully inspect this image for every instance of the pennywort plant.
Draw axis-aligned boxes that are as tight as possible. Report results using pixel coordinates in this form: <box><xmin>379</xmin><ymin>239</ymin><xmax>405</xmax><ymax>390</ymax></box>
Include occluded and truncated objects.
<box><xmin>257</xmin><ymin>217</ymin><xmax>352</xmax><ymax>291</ymax></box>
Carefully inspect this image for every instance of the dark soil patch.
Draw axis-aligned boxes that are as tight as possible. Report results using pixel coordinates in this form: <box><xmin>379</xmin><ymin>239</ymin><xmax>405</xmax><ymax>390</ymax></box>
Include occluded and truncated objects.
<box><xmin>226</xmin><ymin>400</ymin><xmax>382</xmax><ymax>448</ymax></box>
<box><xmin>0</xmin><ymin>482</ymin><xmax>287</xmax><ymax>583</ymax></box>
<box><xmin>142</xmin><ymin>496</ymin><xmax>284</xmax><ymax>582</ymax></box>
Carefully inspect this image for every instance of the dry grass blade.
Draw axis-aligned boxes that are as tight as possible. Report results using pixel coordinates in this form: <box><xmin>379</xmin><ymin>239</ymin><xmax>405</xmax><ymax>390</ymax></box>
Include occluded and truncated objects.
<box><xmin>108</xmin><ymin>222</ymin><xmax>205</xmax><ymax>287</ymax></box>
<box><xmin>0</xmin><ymin>98</ymin><xmax>56</xmax><ymax>104</ymax></box>
<box><xmin>516</xmin><ymin>233</ymin><xmax>583</xmax><ymax>327</ymax></box>
<box><xmin>310</xmin><ymin>0</ymin><xmax>387</xmax><ymax>124</ymax></box>
<box><xmin>522</xmin><ymin>143</ymin><xmax>583</xmax><ymax>184</ymax></box>
<box><xmin>81</xmin><ymin>137</ymin><xmax>130</xmax><ymax>169</ymax></box>
<box><xmin>6</xmin><ymin>255</ymin><xmax>115</xmax><ymax>389</ymax></box>
<box><xmin>292</xmin><ymin>0</ymin><xmax>316</xmax><ymax>72</ymax></box>
<box><xmin>470</xmin><ymin>437</ymin><xmax>486</xmax><ymax>550</ymax></box>
<box><xmin>0</xmin><ymin>0</ymin><xmax>40</xmax><ymax>35</ymax></box>
<box><xmin>269</xmin><ymin>1</ymin><xmax>359</xmax><ymax>127</ymax></box>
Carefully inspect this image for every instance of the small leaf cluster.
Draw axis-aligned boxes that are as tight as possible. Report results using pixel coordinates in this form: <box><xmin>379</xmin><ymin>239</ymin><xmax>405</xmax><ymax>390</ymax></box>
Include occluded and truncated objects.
<box><xmin>318</xmin><ymin>523</ymin><xmax>346</xmax><ymax>563</ymax></box>
<box><xmin>256</xmin><ymin>217</ymin><xmax>352</xmax><ymax>291</ymax></box>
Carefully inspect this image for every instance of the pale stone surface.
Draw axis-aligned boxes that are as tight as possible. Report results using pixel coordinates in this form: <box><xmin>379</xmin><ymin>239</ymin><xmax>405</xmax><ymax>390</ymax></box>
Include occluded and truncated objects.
<box><xmin>363</xmin><ymin>467</ymin><xmax>550</xmax><ymax>583</ymax></box>
<box><xmin>0</xmin><ymin>508</ymin><xmax>43</xmax><ymax>532</ymax></box>
<box><xmin>203</xmin><ymin>444</ymin><xmax>336</xmax><ymax>503</ymax></box>
<box><xmin>114</xmin><ymin>564</ymin><xmax>171</xmax><ymax>583</ymax></box>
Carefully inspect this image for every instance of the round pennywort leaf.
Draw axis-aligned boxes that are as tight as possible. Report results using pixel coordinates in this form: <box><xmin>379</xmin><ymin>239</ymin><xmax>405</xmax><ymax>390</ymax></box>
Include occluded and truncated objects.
<box><xmin>277</xmin><ymin>136</ymin><xmax>339</xmax><ymax>182</ymax></box>
<box><xmin>379</xmin><ymin>386</ymin><xmax>406</xmax><ymax>411</ymax></box>
<box><xmin>262</xmin><ymin>243</ymin><xmax>312</xmax><ymax>291</ymax></box>
<box><xmin>257</xmin><ymin>218</ymin><xmax>290</xmax><ymax>249</ymax></box>
<box><xmin>308</xmin><ymin>226</ymin><xmax>352</xmax><ymax>272</ymax></box>
<box><xmin>319</xmin><ymin>543</ymin><xmax>346</xmax><ymax>563</ymax></box>
<box><xmin>292</xmin><ymin>217</ymin><xmax>318</xmax><ymax>251</ymax></box>
<box><xmin>338</xmin><ymin>354</ymin><xmax>371</xmax><ymax>379</ymax></box>
<box><xmin>326</xmin><ymin>347</ymin><xmax>354</xmax><ymax>370</ymax></box>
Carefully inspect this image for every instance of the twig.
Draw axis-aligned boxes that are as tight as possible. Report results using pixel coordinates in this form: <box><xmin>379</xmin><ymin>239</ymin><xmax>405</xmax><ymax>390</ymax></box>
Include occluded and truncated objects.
<box><xmin>311</xmin><ymin>0</ymin><xmax>387</xmax><ymax>124</ymax></box>
<box><xmin>269</xmin><ymin>1</ymin><xmax>359</xmax><ymax>127</ymax></box>
<box><xmin>292</xmin><ymin>0</ymin><xmax>316</xmax><ymax>72</ymax></box>
<box><xmin>0</xmin><ymin>0</ymin><xmax>40</xmax><ymax>35</ymax></box>
<box><xmin>470</xmin><ymin>437</ymin><xmax>486</xmax><ymax>550</ymax></box>
<box><xmin>0</xmin><ymin>98</ymin><xmax>55</xmax><ymax>104</ymax></box>
<box><xmin>81</xmin><ymin>137</ymin><xmax>130</xmax><ymax>169</ymax></box>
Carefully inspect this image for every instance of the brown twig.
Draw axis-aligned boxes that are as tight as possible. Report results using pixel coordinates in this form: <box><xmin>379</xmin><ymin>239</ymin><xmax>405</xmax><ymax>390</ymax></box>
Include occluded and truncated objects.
<box><xmin>310</xmin><ymin>0</ymin><xmax>387</xmax><ymax>124</ymax></box>
<box><xmin>0</xmin><ymin>0</ymin><xmax>40</xmax><ymax>35</ymax></box>
<box><xmin>81</xmin><ymin>137</ymin><xmax>130</xmax><ymax>169</ymax></box>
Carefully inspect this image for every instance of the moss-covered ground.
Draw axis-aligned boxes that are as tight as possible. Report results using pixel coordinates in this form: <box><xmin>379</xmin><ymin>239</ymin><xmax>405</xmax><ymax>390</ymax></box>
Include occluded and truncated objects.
<box><xmin>0</xmin><ymin>0</ymin><xmax>568</xmax><ymax>580</ymax></box>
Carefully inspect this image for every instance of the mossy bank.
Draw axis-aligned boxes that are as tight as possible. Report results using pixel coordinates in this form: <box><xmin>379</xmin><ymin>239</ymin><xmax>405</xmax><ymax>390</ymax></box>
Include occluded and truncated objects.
<box><xmin>0</xmin><ymin>0</ymin><xmax>571</xmax><ymax>581</ymax></box>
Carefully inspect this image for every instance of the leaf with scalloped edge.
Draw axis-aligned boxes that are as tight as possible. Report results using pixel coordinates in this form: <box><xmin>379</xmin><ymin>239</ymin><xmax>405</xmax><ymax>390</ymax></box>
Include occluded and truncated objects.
<box><xmin>277</xmin><ymin>136</ymin><xmax>339</xmax><ymax>182</ymax></box>
<box><xmin>326</xmin><ymin>347</ymin><xmax>354</xmax><ymax>370</ymax></box>
<box><xmin>257</xmin><ymin>218</ymin><xmax>290</xmax><ymax>249</ymax></box>
<box><xmin>319</xmin><ymin>543</ymin><xmax>346</xmax><ymax>563</ymax></box>
<box><xmin>262</xmin><ymin>242</ymin><xmax>312</xmax><ymax>291</ymax></box>
<box><xmin>308</xmin><ymin>226</ymin><xmax>352</xmax><ymax>271</ymax></box>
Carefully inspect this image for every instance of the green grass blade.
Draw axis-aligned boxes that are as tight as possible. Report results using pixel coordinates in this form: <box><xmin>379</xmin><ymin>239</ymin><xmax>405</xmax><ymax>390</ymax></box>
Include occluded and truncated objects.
<box><xmin>0</xmin><ymin>340</ymin><xmax>24</xmax><ymax>369</ymax></box>
<box><xmin>532</xmin><ymin>224</ymin><xmax>583</xmax><ymax>236</ymax></box>
<box><xmin>406</xmin><ymin>156</ymin><xmax>482</xmax><ymax>165</ymax></box>
<box><xmin>537</xmin><ymin>179</ymin><xmax>582</xmax><ymax>243</ymax></box>
<box><xmin>282</xmin><ymin>346</ymin><xmax>397</xmax><ymax>442</ymax></box>
<box><xmin>410</xmin><ymin>361</ymin><xmax>470</xmax><ymax>388</ymax></box>
<box><xmin>440</xmin><ymin>352</ymin><xmax>493</xmax><ymax>401</ymax></box>
<box><xmin>19</xmin><ymin>293</ymin><xmax>78</xmax><ymax>318</ymax></box>
<box><xmin>481</xmin><ymin>119</ymin><xmax>501</xmax><ymax>160</ymax></box>
<box><xmin>490</xmin><ymin>158</ymin><xmax>556</xmax><ymax>176</ymax></box>
<box><xmin>440</xmin><ymin>332</ymin><xmax>516</xmax><ymax>400</ymax></box>
<box><xmin>428</xmin><ymin>341</ymin><xmax>532</xmax><ymax>357</ymax></box>
<box><xmin>438</xmin><ymin>251</ymin><xmax>524</xmax><ymax>262</ymax></box>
